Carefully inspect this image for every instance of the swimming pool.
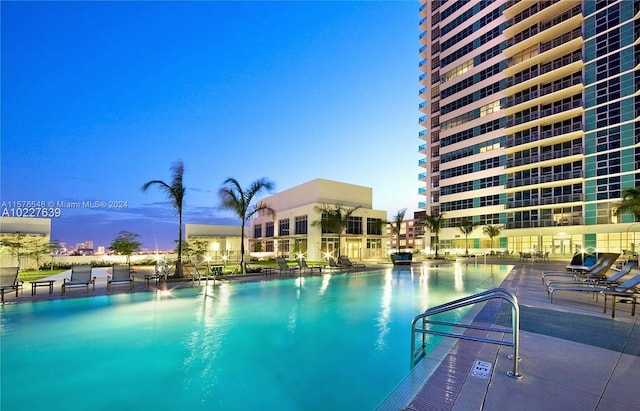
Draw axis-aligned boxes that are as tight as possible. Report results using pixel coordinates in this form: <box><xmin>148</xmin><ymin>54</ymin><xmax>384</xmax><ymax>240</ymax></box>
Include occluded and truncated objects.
<box><xmin>0</xmin><ymin>264</ymin><xmax>510</xmax><ymax>411</ymax></box>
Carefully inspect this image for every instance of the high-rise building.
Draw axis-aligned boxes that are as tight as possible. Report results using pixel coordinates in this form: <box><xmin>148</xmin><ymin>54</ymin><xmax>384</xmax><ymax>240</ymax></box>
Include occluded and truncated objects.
<box><xmin>418</xmin><ymin>0</ymin><xmax>640</xmax><ymax>257</ymax></box>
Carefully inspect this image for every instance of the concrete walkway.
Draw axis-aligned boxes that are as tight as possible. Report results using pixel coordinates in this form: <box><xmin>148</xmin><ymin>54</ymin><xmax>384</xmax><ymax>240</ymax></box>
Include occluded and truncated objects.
<box><xmin>398</xmin><ymin>258</ymin><xmax>640</xmax><ymax>411</ymax></box>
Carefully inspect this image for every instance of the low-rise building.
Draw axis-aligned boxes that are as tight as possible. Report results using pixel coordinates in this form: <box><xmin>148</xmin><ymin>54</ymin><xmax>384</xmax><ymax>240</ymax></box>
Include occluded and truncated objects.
<box><xmin>250</xmin><ymin>178</ymin><xmax>387</xmax><ymax>261</ymax></box>
<box><xmin>184</xmin><ymin>224</ymin><xmax>244</xmax><ymax>264</ymax></box>
<box><xmin>0</xmin><ymin>217</ymin><xmax>52</xmax><ymax>268</ymax></box>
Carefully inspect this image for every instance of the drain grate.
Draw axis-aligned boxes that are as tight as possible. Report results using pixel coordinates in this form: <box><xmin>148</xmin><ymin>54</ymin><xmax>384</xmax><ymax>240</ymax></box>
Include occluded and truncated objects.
<box><xmin>471</xmin><ymin>360</ymin><xmax>492</xmax><ymax>379</ymax></box>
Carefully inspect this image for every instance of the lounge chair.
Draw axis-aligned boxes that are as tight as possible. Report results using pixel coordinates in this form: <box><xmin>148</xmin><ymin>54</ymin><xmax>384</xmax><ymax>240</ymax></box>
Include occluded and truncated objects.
<box><xmin>107</xmin><ymin>264</ymin><xmax>133</xmax><ymax>293</ymax></box>
<box><xmin>61</xmin><ymin>265</ymin><xmax>96</xmax><ymax>295</ymax></box>
<box><xmin>297</xmin><ymin>259</ymin><xmax>323</xmax><ymax>275</ymax></box>
<box><xmin>337</xmin><ymin>256</ymin><xmax>366</xmax><ymax>271</ymax></box>
<box><xmin>602</xmin><ymin>278</ymin><xmax>640</xmax><ymax>318</ymax></box>
<box><xmin>275</xmin><ymin>258</ymin><xmax>298</xmax><ymax>276</ymax></box>
<box><xmin>325</xmin><ymin>256</ymin><xmax>346</xmax><ymax>272</ymax></box>
<box><xmin>0</xmin><ymin>267</ymin><xmax>22</xmax><ymax>304</ymax></box>
<box><xmin>548</xmin><ymin>273</ymin><xmax>640</xmax><ymax>304</ymax></box>
<box><xmin>541</xmin><ymin>253</ymin><xmax>619</xmax><ymax>285</ymax></box>
<box><xmin>566</xmin><ymin>254</ymin><xmax>599</xmax><ymax>272</ymax></box>
<box><xmin>546</xmin><ymin>262</ymin><xmax>635</xmax><ymax>291</ymax></box>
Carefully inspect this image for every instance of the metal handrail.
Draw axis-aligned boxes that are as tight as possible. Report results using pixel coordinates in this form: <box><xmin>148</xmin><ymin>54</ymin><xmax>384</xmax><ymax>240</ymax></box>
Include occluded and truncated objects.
<box><xmin>410</xmin><ymin>287</ymin><xmax>522</xmax><ymax>379</ymax></box>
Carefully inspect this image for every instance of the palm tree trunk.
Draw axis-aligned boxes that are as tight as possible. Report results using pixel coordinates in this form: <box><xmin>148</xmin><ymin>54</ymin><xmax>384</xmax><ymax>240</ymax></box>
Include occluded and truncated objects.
<box><xmin>175</xmin><ymin>218</ymin><xmax>183</xmax><ymax>278</ymax></box>
<box><xmin>240</xmin><ymin>221</ymin><xmax>246</xmax><ymax>274</ymax></box>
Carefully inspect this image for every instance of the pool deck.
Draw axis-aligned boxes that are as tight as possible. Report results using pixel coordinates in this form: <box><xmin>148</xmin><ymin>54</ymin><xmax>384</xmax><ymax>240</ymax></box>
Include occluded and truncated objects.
<box><xmin>399</xmin><ymin>258</ymin><xmax>640</xmax><ymax>411</ymax></box>
<box><xmin>3</xmin><ymin>259</ymin><xmax>640</xmax><ymax>410</ymax></box>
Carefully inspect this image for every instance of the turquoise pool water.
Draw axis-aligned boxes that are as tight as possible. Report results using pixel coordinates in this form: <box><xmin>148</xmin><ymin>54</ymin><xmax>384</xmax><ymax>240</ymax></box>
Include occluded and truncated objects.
<box><xmin>0</xmin><ymin>264</ymin><xmax>510</xmax><ymax>411</ymax></box>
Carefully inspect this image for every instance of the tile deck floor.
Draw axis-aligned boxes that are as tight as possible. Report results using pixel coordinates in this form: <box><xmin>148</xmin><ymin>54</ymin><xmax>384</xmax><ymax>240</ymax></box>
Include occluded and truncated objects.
<box><xmin>399</xmin><ymin>259</ymin><xmax>640</xmax><ymax>411</ymax></box>
<box><xmin>3</xmin><ymin>259</ymin><xmax>640</xmax><ymax>410</ymax></box>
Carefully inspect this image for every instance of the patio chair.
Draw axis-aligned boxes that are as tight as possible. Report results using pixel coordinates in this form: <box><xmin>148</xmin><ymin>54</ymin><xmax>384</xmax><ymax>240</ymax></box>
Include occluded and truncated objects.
<box><xmin>297</xmin><ymin>259</ymin><xmax>323</xmax><ymax>275</ymax></box>
<box><xmin>61</xmin><ymin>265</ymin><xmax>96</xmax><ymax>295</ymax></box>
<box><xmin>565</xmin><ymin>254</ymin><xmax>599</xmax><ymax>272</ymax></box>
<box><xmin>602</xmin><ymin>276</ymin><xmax>640</xmax><ymax>318</ymax></box>
<box><xmin>107</xmin><ymin>264</ymin><xmax>133</xmax><ymax>293</ymax></box>
<box><xmin>145</xmin><ymin>262</ymin><xmax>167</xmax><ymax>288</ymax></box>
<box><xmin>0</xmin><ymin>267</ymin><xmax>22</xmax><ymax>304</ymax></box>
<box><xmin>546</xmin><ymin>262</ymin><xmax>635</xmax><ymax>290</ymax></box>
<box><xmin>337</xmin><ymin>256</ymin><xmax>366</xmax><ymax>271</ymax></box>
<box><xmin>541</xmin><ymin>253</ymin><xmax>619</xmax><ymax>285</ymax></box>
<box><xmin>548</xmin><ymin>273</ymin><xmax>640</xmax><ymax>304</ymax></box>
<box><xmin>325</xmin><ymin>256</ymin><xmax>346</xmax><ymax>272</ymax></box>
<box><xmin>275</xmin><ymin>258</ymin><xmax>298</xmax><ymax>276</ymax></box>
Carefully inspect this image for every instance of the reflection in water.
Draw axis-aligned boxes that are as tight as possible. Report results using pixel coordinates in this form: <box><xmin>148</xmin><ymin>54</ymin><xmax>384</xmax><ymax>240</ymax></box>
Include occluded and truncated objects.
<box><xmin>183</xmin><ymin>283</ymin><xmax>231</xmax><ymax>393</ymax></box>
<box><xmin>375</xmin><ymin>272</ymin><xmax>393</xmax><ymax>350</ymax></box>
<box><xmin>454</xmin><ymin>262</ymin><xmax>464</xmax><ymax>292</ymax></box>
<box><xmin>318</xmin><ymin>273</ymin><xmax>331</xmax><ymax>295</ymax></box>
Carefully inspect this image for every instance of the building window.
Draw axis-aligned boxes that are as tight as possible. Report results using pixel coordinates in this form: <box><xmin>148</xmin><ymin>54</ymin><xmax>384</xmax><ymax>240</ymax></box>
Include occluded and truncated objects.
<box><xmin>278</xmin><ymin>239</ymin><xmax>290</xmax><ymax>254</ymax></box>
<box><xmin>367</xmin><ymin>218</ymin><xmax>382</xmax><ymax>235</ymax></box>
<box><xmin>265</xmin><ymin>222</ymin><xmax>274</xmax><ymax>237</ymax></box>
<box><xmin>253</xmin><ymin>225</ymin><xmax>262</xmax><ymax>238</ymax></box>
<box><xmin>294</xmin><ymin>216</ymin><xmax>308</xmax><ymax>235</ymax></box>
<box><xmin>279</xmin><ymin>219</ymin><xmax>290</xmax><ymax>236</ymax></box>
<box><xmin>265</xmin><ymin>240</ymin><xmax>274</xmax><ymax>252</ymax></box>
<box><xmin>480</xmin><ymin>101</ymin><xmax>501</xmax><ymax>117</ymax></box>
<box><xmin>346</xmin><ymin>216</ymin><xmax>362</xmax><ymax>235</ymax></box>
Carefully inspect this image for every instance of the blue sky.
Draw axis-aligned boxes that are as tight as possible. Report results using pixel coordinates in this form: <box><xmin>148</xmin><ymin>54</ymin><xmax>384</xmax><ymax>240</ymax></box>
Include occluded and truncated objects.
<box><xmin>1</xmin><ymin>0</ymin><xmax>421</xmax><ymax>250</ymax></box>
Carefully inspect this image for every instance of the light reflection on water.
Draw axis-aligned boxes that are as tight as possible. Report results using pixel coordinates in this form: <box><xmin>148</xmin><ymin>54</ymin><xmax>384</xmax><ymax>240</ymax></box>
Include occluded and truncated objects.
<box><xmin>0</xmin><ymin>263</ymin><xmax>511</xmax><ymax>411</ymax></box>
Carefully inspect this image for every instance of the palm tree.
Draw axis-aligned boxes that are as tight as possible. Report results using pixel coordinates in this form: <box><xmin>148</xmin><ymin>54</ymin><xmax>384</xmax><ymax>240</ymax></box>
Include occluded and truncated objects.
<box><xmin>311</xmin><ymin>204</ymin><xmax>361</xmax><ymax>259</ymax></box>
<box><xmin>615</xmin><ymin>187</ymin><xmax>640</xmax><ymax>221</ymax></box>
<box><xmin>483</xmin><ymin>224</ymin><xmax>503</xmax><ymax>253</ymax></box>
<box><xmin>421</xmin><ymin>213</ymin><xmax>445</xmax><ymax>259</ymax></box>
<box><xmin>218</xmin><ymin>177</ymin><xmax>275</xmax><ymax>274</ymax></box>
<box><xmin>142</xmin><ymin>161</ymin><xmax>186</xmax><ymax>277</ymax></box>
<box><xmin>389</xmin><ymin>208</ymin><xmax>407</xmax><ymax>253</ymax></box>
<box><xmin>457</xmin><ymin>217</ymin><xmax>476</xmax><ymax>256</ymax></box>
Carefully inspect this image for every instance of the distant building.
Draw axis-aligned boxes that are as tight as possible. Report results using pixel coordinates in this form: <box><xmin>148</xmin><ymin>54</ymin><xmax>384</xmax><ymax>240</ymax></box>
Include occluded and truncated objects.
<box><xmin>387</xmin><ymin>210</ymin><xmax>426</xmax><ymax>254</ymax></box>
<box><xmin>250</xmin><ymin>178</ymin><xmax>388</xmax><ymax>261</ymax></box>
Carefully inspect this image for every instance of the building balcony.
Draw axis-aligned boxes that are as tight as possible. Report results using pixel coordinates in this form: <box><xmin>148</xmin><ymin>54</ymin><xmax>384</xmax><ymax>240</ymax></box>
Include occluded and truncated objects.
<box><xmin>505</xmin><ymin>217</ymin><xmax>583</xmax><ymax>229</ymax></box>
<box><xmin>418</xmin><ymin>172</ymin><xmax>426</xmax><ymax>181</ymax></box>
<box><xmin>505</xmin><ymin>169</ymin><xmax>583</xmax><ymax>188</ymax></box>
<box><xmin>418</xmin><ymin>143</ymin><xmax>427</xmax><ymax>153</ymax></box>
<box><xmin>505</xmin><ymin>145</ymin><xmax>583</xmax><ymax>168</ymax></box>
<box><xmin>505</xmin><ymin>193</ymin><xmax>584</xmax><ymax>209</ymax></box>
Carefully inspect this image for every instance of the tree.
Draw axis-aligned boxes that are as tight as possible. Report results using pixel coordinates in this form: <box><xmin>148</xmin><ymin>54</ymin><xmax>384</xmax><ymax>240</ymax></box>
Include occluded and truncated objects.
<box><xmin>311</xmin><ymin>203</ymin><xmax>362</xmax><ymax>258</ymax></box>
<box><xmin>0</xmin><ymin>232</ymin><xmax>28</xmax><ymax>268</ymax></box>
<box><xmin>186</xmin><ymin>239</ymin><xmax>209</xmax><ymax>264</ymax></box>
<box><xmin>218</xmin><ymin>177</ymin><xmax>275</xmax><ymax>274</ymax></box>
<box><xmin>142</xmin><ymin>161</ymin><xmax>186</xmax><ymax>277</ymax></box>
<box><xmin>109</xmin><ymin>231</ymin><xmax>141</xmax><ymax>264</ymax></box>
<box><xmin>389</xmin><ymin>208</ymin><xmax>407</xmax><ymax>253</ymax></box>
<box><xmin>0</xmin><ymin>233</ymin><xmax>55</xmax><ymax>270</ymax></box>
<box><xmin>483</xmin><ymin>224</ymin><xmax>503</xmax><ymax>252</ymax></box>
<box><xmin>26</xmin><ymin>237</ymin><xmax>55</xmax><ymax>270</ymax></box>
<box><xmin>420</xmin><ymin>213</ymin><xmax>445</xmax><ymax>258</ymax></box>
<box><xmin>615</xmin><ymin>187</ymin><xmax>640</xmax><ymax>221</ymax></box>
<box><xmin>457</xmin><ymin>217</ymin><xmax>476</xmax><ymax>256</ymax></box>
